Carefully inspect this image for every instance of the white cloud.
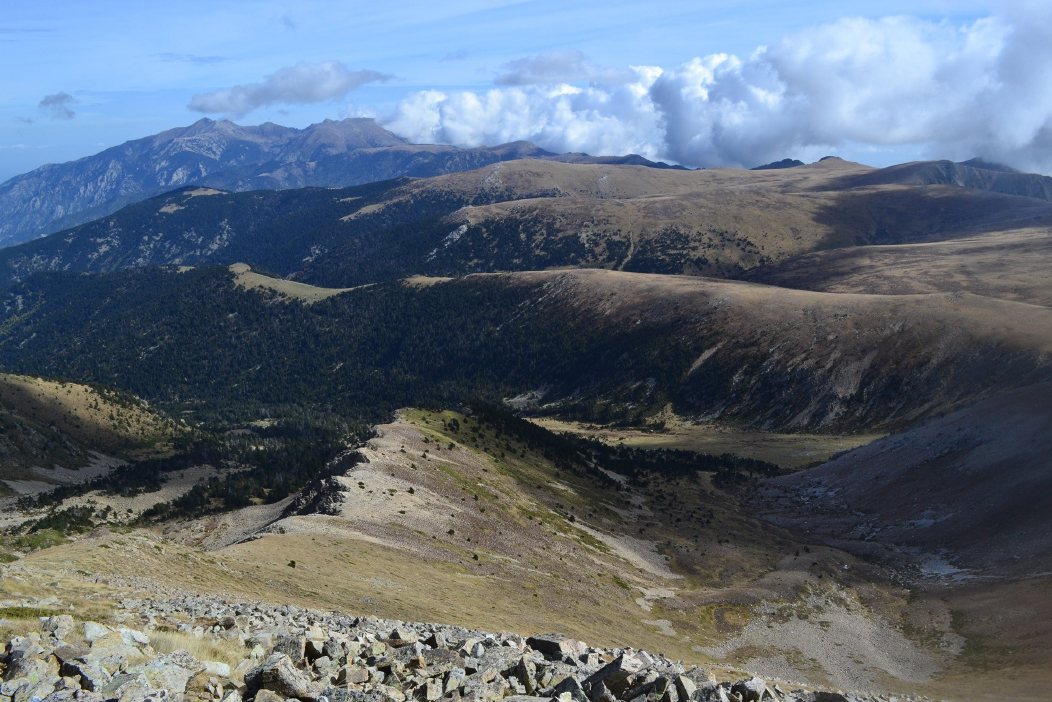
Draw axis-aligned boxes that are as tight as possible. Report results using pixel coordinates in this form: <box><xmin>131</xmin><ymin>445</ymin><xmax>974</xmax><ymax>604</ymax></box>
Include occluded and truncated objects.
<box><xmin>189</xmin><ymin>61</ymin><xmax>392</xmax><ymax>118</ymax></box>
<box><xmin>384</xmin><ymin>78</ymin><xmax>664</xmax><ymax>160</ymax></box>
<box><xmin>494</xmin><ymin>50</ymin><xmax>634</xmax><ymax>86</ymax></box>
<box><xmin>382</xmin><ymin>5</ymin><xmax>1052</xmax><ymax>172</ymax></box>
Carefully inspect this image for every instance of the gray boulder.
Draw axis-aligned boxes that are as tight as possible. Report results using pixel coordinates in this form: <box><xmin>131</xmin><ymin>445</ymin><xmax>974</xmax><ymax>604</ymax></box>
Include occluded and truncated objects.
<box><xmin>583</xmin><ymin>655</ymin><xmax>644</xmax><ymax>696</ymax></box>
<box><xmin>100</xmin><ymin>673</ymin><xmax>151</xmax><ymax>702</ymax></box>
<box><xmin>524</xmin><ymin>635</ymin><xmax>585</xmax><ymax>661</ymax></box>
<box><xmin>11</xmin><ymin>679</ymin><xmax>56</xmax><ymax>702</ymax></box>
<box><xmin>6</xmin><ymin>636</ymin><xmax>44</xmax><ymax>661</ymax></box>
<box><xmin>82</xmin><ymin>623</ymin><xmax>112</xmax><ymax>643</ymax></box>
<box><xmin>36</xmin><ymin>617</ymin><xmax>71</xmax><ymax>642</ymax></box>
<box><xmin>731</xmin><ymin>678</ymin><xmax>766</xmax><ymax>702</ymax></box>
<box><xmin>245</xmin><ymin>654</ymin><xmax>313</xmax><ymax>699</ymax></box>
<box><xmin>59</xmin><ymin>660</ymin><xmax>112</xmax><ymax>692</ymax></box>
<box><xmin>553</xmin><ymin>676</ymin><xmax>588</xmax><ymax>702</ymax></box>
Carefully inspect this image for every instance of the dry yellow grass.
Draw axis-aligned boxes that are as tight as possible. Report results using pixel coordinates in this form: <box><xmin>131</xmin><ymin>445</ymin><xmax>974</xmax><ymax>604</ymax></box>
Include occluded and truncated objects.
<box><xmin>748</xmin><ymin>225</ymin><xmax>1052</xmax><ymax>307</ymax></box>
<box><xmin>0</xmin><ymin>373</ymin><xmax>181</xmax><ymax>459</ymax></box>
<box><xmin>530</xmin><ymin>416</ymin><xmax>879</xmax><ymax>469</ymax></box>
<box><xmin>150</xmin><ymin>629</ymin><xmax>249</xmax><ymax>672</ymax></box>
<box><xmin>229</xmin><ymin>263</ymin><xmax>354</xmax><ymax>303</ymax></box>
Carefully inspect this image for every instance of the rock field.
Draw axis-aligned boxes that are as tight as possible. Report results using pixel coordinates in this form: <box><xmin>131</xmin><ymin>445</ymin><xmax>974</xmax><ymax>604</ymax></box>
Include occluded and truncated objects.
<box><xmin>0</xmin><ymin>593</ymin><xmax>936</xmax><ymax>702</ymax></box>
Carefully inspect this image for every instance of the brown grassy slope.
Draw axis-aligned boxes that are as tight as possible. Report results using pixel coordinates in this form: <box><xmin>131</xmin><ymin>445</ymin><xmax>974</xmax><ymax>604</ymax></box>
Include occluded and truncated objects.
<box><xmin>31</xmin><ymin>408</ymin><xmax>948</xmax><ymax>696</ymax></box>
<box><xmin>444</xmin><ymin>183</ymin><xmax>1052</xmax><ymax>277</ymax></box>
<box><xmin>392</xmin><ymin>157</ymin><xmax>875</xmax><ymax>201</ymax></box>
<box><xmin>0</xmin><ymin>374</ymin><xmax>179</xmax><ymax>459</ymax></box>
<box><xmin>743</xmin><ymin>225</ymin><xmax>1052</xmax><ymax>307</ymax></box>
<box><xmin>529</xmin><ymin>416</ymin><xmax>880</xmax><ymax>470</ymax></box>
<box><xmin>489</xmin><ymin>269</ymin><xmax>1052</xmax><ymax>431</ymax></box>
<box><xmin>15</xmin><ymin>408</ymin><xmax>1049</xmax><ymax>699</ymax></box>
<box><xmin>228</xmin><ymin>263</ymin><xmax>354</xmax><ymax>302</ymax></box>
<box><xmin>314</xmin><ymin>158</ymin><xmax>1052</xmax><ymax>282</ymax></box>
<box><xmin>0</xmin><ymin>374</ymin><xmax>181</xmax><ymax>494</ymax></box>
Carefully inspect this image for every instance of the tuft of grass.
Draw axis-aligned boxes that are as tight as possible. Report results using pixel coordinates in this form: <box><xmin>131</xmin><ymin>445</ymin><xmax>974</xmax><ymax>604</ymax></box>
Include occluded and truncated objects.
<box><xmin>150</xmin><ymin>629</ymin><xmax>250</xmax><ymax>675</ymax></box>
<box><xmin>0</xmin><ymin>606</ymin><xmax>63</xmax><ymax>620</ymax></box>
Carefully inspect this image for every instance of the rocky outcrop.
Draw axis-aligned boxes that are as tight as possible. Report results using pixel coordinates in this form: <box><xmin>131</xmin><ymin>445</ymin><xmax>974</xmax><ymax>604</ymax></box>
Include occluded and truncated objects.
<box><xmin>0</xmin><ymin>597</ymin><xmax>930</xmax><ymax>702</ymax></box>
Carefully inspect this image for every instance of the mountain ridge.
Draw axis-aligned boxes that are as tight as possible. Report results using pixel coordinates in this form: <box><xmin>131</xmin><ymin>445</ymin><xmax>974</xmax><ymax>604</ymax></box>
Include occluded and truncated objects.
<box><xmin>0</xmin><ymin>117</ymin><xmax>679</xmax><ymax>247</ymax></box>
<box><xmin>3</xmin><ymin>157</ymin><xmax>1052</xmax><ymax>292</ymax></box>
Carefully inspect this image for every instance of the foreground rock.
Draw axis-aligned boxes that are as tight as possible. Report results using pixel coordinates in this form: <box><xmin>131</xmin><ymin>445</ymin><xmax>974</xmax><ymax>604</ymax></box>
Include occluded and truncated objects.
<box><xmin>0</xmin><ymin>598</ymin><xmax>929</xmax><ymax>702</ymax></box>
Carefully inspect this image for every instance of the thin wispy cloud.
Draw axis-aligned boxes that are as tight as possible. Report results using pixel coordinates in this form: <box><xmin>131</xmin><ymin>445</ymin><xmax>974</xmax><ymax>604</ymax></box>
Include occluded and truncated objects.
<box><xmin>38</xmin><ymin>92</ymin><xmax>76</xmax><ymax>120</ymax></box>
<box><xmin>441</xmin><ymin>50</ymin><xmax>469</xmax><ymax>62</ymax></box>
<box><xmin>188</xmin><ymin>61</ymin><xmax>392</xmax><ymax>118</ymax></box>
<box><xmin>0</xmin><ymin>26</ymin><xmax>51</xmax><ymax>42</ymax></box>
<box><xmin>0</xmin><ymin>27</ymin><xmax>52</xmax><ymax>35</ymax></box>
<box><xmin>281</xmin><ymin>13</ymin><xmax>297</xmax><ymax>31</ymax></box>
<box><xmin>494</xmin><ymin>50</ymin><xmax>634</xmax><ymax>86</ymax></box>
<box><xmin>156</xmin><ymin>52</ymin><xmax>230</xmax><ymax>65</ymax></box>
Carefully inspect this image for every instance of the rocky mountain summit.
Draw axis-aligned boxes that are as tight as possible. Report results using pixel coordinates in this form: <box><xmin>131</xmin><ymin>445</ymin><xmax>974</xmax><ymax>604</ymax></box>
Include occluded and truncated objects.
<box><xmin>0</xmin><ymin>593</ymin><xmax>925</xmax><ymax>702</ymax></box>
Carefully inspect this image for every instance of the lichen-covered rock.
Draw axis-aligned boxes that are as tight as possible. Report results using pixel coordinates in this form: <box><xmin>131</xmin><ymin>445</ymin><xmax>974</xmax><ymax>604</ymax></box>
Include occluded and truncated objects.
<box><xmin>59</xmin><ymin>659</ymin><xmax>112</xmax><ymax>692</ymax></box>
<box><xmin>5</xmin><ymin>636</ymin><xmax>44</xmax><ymax>661</ymax></box>
<box><xmin>127</xmin><ymin>650</ymin><xmax>204</xmax><ymax>693</ymax></box>
<box><xmin>82</xmin><ymin>623</ymin><xmax>112</xmax><ymax>643</ymax></box>
<box><xmin>42</xmin><ymin>616</ymin><xmax>76</xmax><ymax>642</ymax></box>
<box><xmin>730</xmin><ymin>677</ymin><xmax>766</xmax><ymax>702</ymax></box>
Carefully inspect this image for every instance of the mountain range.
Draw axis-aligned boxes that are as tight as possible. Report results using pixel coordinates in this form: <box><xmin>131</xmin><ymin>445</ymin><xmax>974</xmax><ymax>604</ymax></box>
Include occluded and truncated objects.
<box><xmin>3</xmin><ymin>155</ymin><xmax>1052</xmax><ymax>291</ymax></box>
<box><xmin>0</xmin><ymin>117</ymin><xmax>680</xmax><ymax>247</ymax></box>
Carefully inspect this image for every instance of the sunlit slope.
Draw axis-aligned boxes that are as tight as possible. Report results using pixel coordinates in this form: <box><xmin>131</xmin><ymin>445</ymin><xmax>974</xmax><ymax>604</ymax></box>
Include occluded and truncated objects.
<box><xmin>745</xmin><ymin>225</ymin><xmax>1052</xmax><ymax>307</ymax></box>
<box><xmin>0</xmin><ymin>373</ymin><xmax>180</xmax><ymax>494</ymax></box>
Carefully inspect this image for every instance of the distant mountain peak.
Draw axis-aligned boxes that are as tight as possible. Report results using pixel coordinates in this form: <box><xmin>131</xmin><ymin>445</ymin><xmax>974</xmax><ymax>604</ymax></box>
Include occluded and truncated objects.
<box><xmin>958</xmin><ymin>157</ymin><xmax>1020</xmax><ymax>173</ymax></box>
<box><xmin>752</xmin><ymin>158</ymin><xmax>804</xmax><ymax>170</ymax></box>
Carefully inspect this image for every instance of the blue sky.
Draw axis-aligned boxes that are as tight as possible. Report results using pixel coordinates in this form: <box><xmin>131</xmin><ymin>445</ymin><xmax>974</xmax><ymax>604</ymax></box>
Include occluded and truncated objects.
<box><xmin>0</xmin><ymin>0</ymin><xmax>1031</xmax><ymax>180</ymax></box>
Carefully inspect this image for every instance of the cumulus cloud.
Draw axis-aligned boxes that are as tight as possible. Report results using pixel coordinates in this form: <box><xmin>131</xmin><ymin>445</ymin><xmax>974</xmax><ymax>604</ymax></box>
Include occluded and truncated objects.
<box><xmin>189</xmin><ymin>61</ymin><xmax>392</xmax><ymax>118</ymax></box>
<box><xmin>383</xmin><ymin>5</ymin><xmax>1052</xmax><ymax>172</ymax></box>
<box><xmin>494</xmin><ymin>50</ymin><xmax>634</xmax><ymax>85</ymax></box>
<box><xmin>38</xmin><ymin>92</ymin><xmax>75</xmax><ymax>120</ymax></box>
<box><xmin>384</xmin><ymin>77</ymin><xmax>663</xmax><ymax>160</ymax></box>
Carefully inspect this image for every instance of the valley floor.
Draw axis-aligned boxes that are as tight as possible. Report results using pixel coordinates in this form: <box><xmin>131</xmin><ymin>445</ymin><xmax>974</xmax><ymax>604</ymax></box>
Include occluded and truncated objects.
<box><xmin>527</xmin><ymin>417</ymin><xmax>880</xmax><ymax>470</ymax></box>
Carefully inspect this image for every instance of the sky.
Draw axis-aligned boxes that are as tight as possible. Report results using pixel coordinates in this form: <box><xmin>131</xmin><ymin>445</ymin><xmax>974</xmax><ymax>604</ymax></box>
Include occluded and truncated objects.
<box><xmin>4</xmin><ymin>0</ymin><xmax>1051</xmax><ymax>181</ymax></box>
